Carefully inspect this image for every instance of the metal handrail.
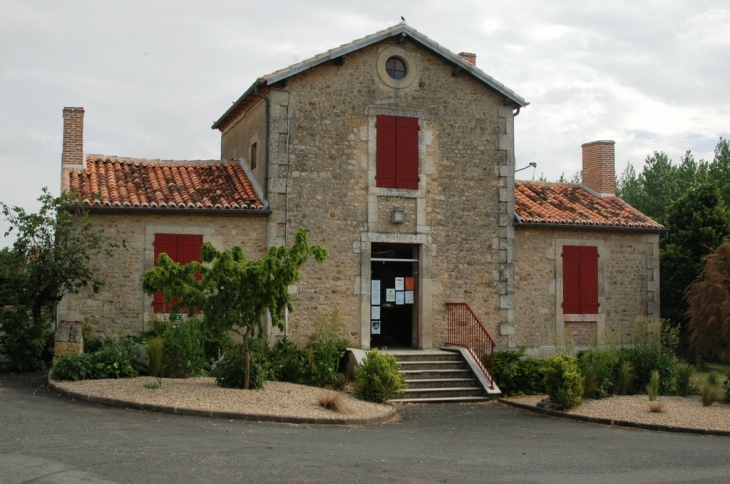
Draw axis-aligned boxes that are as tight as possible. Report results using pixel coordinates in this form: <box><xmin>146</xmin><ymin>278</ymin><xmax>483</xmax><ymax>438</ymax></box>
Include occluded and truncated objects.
<box><xmin>446</xmin><ymin>302</ymin><xmax>496</xmax><ymax>389</ymax></box>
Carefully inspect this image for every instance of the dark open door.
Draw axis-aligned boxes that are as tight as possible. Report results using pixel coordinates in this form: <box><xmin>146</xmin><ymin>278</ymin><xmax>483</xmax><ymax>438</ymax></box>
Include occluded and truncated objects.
<box><xmin>370</xmin><ymin>244</ymin><xmax>418</xmax><ymax>349</ymax></box>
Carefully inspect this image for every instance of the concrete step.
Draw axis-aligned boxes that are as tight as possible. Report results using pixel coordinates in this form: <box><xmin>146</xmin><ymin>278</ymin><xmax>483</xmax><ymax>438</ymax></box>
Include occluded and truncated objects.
<box><xmin>398</xmin><ymin>361</ymin><xmax>467</xmax><ymax>371</ymax></box>
<box><xmin>404</xmin><ymin>378</ymin><xmax>479</xmax><ymax>389</ymax></box>
<box><xmin>390</xmin><ymin>395</ymin><xmax>491</xmax><ymax>403</ymax></box>
<box><xmin>390</xmin><ymin>352</ymin><xmax>463</xmax><ymax>363</ymax></box>
<box><xmin>399</xmin><ymin>386</ymin><xmax>485</xmax><ymax>400</ymax></box>
<box><xmin>401</xmin><ymin>369</ymin><xmax>474</xmax><ymax>380</ymax></box>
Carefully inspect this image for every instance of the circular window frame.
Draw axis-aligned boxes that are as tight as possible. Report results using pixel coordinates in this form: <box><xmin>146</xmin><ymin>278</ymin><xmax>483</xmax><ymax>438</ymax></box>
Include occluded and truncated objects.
<box><xmin>377</xmin><ymin>47</ymin><xmax>417</xmax><ymax>89</ymax></box>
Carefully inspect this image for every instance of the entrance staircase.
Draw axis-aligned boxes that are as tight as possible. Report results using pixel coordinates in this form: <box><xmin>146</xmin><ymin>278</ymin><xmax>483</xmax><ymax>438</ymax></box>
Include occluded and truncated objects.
<box><xmin>387</xmin><ymin>349</ymin><xmax>500</xmax><ymax>403</ymax></box>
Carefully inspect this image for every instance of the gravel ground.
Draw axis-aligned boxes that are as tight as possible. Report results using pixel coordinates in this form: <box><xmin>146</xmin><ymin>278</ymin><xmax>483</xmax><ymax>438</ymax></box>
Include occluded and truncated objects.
<box><xmin>53</xmin><ymin>377</ymin><xmax>392</xmax><ymax>421</ymax></box>
<box><xmin>505</xmin><ymin>394</ymin><xmax>730</xmax><ymax>431</ymax></box>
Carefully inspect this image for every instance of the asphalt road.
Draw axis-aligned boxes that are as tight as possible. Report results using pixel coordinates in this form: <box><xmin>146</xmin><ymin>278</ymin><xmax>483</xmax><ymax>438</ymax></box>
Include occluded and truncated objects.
<box><xmin>2</xmin><ymin>371</ymin><xmax>730</xmax><ymax>483</ymax></box>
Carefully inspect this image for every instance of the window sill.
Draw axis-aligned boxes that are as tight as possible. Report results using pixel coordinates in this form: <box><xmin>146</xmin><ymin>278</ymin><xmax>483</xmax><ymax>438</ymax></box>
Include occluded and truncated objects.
<box><xmin>563</xmin><ymin>314</ymin><xmax>599</xmax><ymax>322</ymax></box>
<box><xmin>371</xmin><ymin>187</ymin><xmax>419</xmax><ymax>198</ymax></box>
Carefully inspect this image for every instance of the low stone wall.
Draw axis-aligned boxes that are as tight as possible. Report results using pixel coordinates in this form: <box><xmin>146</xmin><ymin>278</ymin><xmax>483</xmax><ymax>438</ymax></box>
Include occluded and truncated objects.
<box><xmin>54</xmin><ymin>321</ymin><xmax>83</xmax><ymax>361</ymax></box>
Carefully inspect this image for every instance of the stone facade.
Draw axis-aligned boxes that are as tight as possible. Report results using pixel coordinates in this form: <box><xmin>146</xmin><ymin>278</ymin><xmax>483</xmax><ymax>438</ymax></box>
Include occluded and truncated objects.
<box><xmin>514</xmin><ymin>227</ymin><xmax>661</xmax><ymax>354</ymax></box>
<box><xmin>59</xmin><ymin>212</ymin><xmax>268</xmax><ymax>337</ymax></box>
<box><xmin>219</xmin><ymin>37</ymin><xmax>517</xmax><ymax>349</ymax></box>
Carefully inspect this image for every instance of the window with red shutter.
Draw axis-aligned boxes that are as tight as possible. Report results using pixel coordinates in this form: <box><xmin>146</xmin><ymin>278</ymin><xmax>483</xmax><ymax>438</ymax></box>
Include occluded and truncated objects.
<box><xmin>562</xmin><ymin>246</ymin><xmax>599</xmax><ymax>315</ymax></box>
<box><xmin>376</xmin><ymin>115</ymin><xmax>419</xmax><ymax>189</ymax></box>
<box><xmin>152</xmin><ymin>234</ymin><xmax>203</xmax><ymax>313</ymax></box>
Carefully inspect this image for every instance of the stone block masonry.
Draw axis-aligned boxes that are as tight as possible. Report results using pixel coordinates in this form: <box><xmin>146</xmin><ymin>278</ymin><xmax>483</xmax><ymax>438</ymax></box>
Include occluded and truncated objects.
<box><xmin>220</xmin><ymin>37</ymin><xmax>519</xmax><ymax>349</ymax></box>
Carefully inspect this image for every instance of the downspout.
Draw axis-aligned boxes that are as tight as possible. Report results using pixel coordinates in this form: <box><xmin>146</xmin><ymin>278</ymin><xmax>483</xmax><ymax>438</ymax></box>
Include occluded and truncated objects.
<box><xmin>659</xmin><ymin>229</ymin><xmax>670</xmax><ymax>246</ymax></box>
<box><xmin>254</xmin><ymin>83</ymin><xmax>270</xmax><ymax>203</ymax></box>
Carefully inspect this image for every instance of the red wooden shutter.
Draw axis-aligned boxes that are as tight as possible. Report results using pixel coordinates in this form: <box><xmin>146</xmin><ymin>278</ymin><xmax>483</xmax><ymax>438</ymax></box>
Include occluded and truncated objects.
<box><xmin>562</xmin><ymin>246</ymin><xmax>581</xmax><ymax>314</ymax></box>
<box><xmin>579</xmin><ymin>246</ymin><xmax>599</xmax><ymax>314</ymax></box>
<box><xmin>153</xmin><ymin>234</ymin><xmax>178</xmax><ymax>313</ymax></box>
<box><xmin>177</xmin><ymin>235</ymin><xmax>203</xmax><ymax>265</ymax></box>
<box><xmin>376</xmin><ymin>116</ymin><xmax>397</xmax><ymax>188</ymax></box>
<box><xmin>396</xmin><ymin>117</ymin><xmax>419</xmax><ymax>189</ymax></box>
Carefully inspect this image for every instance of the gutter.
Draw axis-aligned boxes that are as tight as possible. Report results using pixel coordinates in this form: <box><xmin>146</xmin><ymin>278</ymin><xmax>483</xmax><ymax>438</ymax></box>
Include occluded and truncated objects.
<box><xmin>82</xmin><ymin>206</ymin><xmax>272</xmax><ymax>216</ymax></box>
<box><xmin>212</xmin><ymin>79</ymin><xmax>264</xmax><ymax>130</ymax></box>
<box><xmin>513</xmin><ymin>218</ymin><xmax>665</xmax><ymax>234</ymax></box>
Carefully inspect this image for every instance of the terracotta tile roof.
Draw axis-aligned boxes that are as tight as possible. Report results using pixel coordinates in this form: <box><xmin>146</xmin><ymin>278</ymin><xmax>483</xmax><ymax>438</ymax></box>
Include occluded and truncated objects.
<box><xmin>63</xmin><ymin>156</ymin><xmax>265</xmax><ymax>210</ymax></box>
<box><xmin>514</xmin><ymin>181</ymin><xmax>663</xmax><ymax>229</ymax></box>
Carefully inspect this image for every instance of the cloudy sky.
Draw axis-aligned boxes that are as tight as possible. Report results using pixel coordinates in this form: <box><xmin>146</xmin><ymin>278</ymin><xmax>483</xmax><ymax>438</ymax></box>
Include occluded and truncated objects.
<box><xmin>1</xmin><ymin>0</ymin><xmax>729</xmax><ymax>246</ymax></box>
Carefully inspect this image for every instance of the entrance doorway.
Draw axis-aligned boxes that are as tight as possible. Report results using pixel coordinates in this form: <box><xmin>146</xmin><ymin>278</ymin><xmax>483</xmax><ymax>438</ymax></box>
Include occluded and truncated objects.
<box><xmin>370</xmin><ymin>244</ymin><xmax>418</xmax><ymax>349</ymax></box>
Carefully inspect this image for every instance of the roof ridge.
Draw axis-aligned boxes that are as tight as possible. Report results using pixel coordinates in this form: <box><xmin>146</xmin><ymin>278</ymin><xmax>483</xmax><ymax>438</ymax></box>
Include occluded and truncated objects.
<box><xmin>86</xmin><ymin>155</ymin><xmax>238</xmax><ymax>166</ymax></box>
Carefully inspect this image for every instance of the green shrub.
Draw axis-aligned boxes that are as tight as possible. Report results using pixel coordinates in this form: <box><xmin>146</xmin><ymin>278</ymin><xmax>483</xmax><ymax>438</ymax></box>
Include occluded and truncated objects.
<box><xmin>354</xmin><ymin>349</ymin><xmax>406</xmax><ymax>403</ymax></box>
<box><xmin>161</xmin><ymin>321</ymin><xmax>207</xmax><ymax>378</ymax></box>
<box><xmin>542</xmin><ymin>355</ymin><xmax>583</xmax><ymax>410</ymax></box>
<box><xmin>305</xmin><ymin>338</ymin><xmax>349</xmax><ymax>387</ymax></box>
<box><xmin>111</xmin><ymin>337</ymin><xmax>149</xmax><ymax>374</ymax></box>
<box><xmin>622</xmin><ymin>323</ymin><xmax>677</xmax><ymax>395</ymax></box>
<box><xmin>724</xmin><ymin>373</ymin><xmax>730</xmax><ymax>403</ymax></box>
<box><xmin>269</xmin><ymin>337</ymin><xmax>349</xmax><ymax>388</ymax></box>
<box><xmin>490</xmin><ymin>350</ymin><xmax>547</xmax><ymax>396</ymax></box>
<box><xmin>577</xmin><ymin>348</ymin><xmax>617</xmax><ymax>399</ymax></box>
<box><xmin>52</xmin><ymin>346</ymin><xmax>137</xmax><ymax>381</ymax></box>
<box><xmin>0</xmin><ymin>309</ymin><xmax>53</xmax><ymax>371</ymax></box>
<box><xmin>269</xmin><ymin>339</ymin><xmax>308</xmax><ymax>383</ymax></box>
<box><xmin>674</xmin><ymin>361</ymin><xmax>694</xmax><ymax>396</ymax></box>
<box><xmin>647</xmin><ymin>370</ymin><xmax>660</xmax><ymax>401</ymax></box>
<box><xmin>212</xmin><ymin>343</ymin><xmax>269</xmax><ymax>389</ymax></box>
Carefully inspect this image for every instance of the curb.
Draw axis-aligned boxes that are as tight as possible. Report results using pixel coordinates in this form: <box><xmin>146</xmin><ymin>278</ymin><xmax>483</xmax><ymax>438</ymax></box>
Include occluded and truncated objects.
<box><xmin>499</xmin><ymin>398</ymin><xmax>730</xmax><ymax>437</ymax></box>
<box><xmin>48</xmin><ymin>378</ymin><xmax>397</xmax><ymax>426</ymax></box>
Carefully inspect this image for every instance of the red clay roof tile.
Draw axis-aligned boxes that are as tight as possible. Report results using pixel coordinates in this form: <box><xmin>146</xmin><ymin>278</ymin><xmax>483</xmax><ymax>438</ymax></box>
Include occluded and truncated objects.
<box><xmin>515</xmin><ymin>181</ymin><xmax>663</xmax><ymax>229</ymax></box>
<box><xmin>64</xmin><ymin>156</ymin><xmax>264</xmax><ymax>211</ymax></box>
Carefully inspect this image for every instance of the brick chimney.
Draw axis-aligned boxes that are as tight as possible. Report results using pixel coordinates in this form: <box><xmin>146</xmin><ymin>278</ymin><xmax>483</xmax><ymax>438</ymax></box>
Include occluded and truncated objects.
<box><xmin>458</xmin><ymin>52</ymin><xmax>476</xmax><ymax>66</ymax></box>
<box><xmin>581</xmin><ymin>140</ymin><xmax>615</xmax><ymax>197</ymax></box>
<box><xmin>62</xmin><ymin>107</ymin><xmax>84</xmax><ymax>168</ymax></box>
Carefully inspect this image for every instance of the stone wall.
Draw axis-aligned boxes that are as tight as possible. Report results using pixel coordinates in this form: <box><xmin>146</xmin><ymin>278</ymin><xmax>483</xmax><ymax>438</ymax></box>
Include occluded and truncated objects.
<box><xmin>514</xmin><ymin>227</ymin><xmax>660</xmax><ymax>353</ymax></box>
<box><xmin>59</xmin><ymin>212</ymin><xmax>268</xmax><ymax>337</ymax></box>
<box><xmin>220</xmin><ymin>100</ymin><xmax>266</xmax><ymax>190</ymax></box>
<box><xmin>221</xmin><ymin>37</ymin><xmax>516</xmax><ymax>349</ymax></box>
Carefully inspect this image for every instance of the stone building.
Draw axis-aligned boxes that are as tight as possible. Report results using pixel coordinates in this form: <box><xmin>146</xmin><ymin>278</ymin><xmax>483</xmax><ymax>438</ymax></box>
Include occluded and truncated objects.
<box><xmin>60</xmin><ymin>22</ymin><xmax>663</xmax><ymax>353</ymax></box>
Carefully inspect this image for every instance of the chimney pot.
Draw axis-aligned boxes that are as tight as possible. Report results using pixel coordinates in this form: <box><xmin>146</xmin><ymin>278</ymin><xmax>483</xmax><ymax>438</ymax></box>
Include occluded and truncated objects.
<box><xmin>581</xmin><ymin>140</ymin><xmax>615</xmax><ymax>197</ymax></box>
<box><xmin>458</xmin><ymin>52</ymin><xmax>477</xmax><ymax>66</ymax></box>
<box><xmin>62</xmin><ymin>107</ymin><xmax>84</xmax><ymax>167</ymax></box>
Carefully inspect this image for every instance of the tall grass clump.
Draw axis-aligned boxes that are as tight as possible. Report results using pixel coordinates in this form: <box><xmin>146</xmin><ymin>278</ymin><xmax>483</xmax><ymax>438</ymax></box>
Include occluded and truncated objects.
<box><xmin>702</xmin><ymin>380</ymin><xmax>720</xmax><ymax>406</ymax></box>
<box><xmin>146</xmin><ymin>337</ymin><xmax>163</xmax><ymax>388</ymax></box>
<box><xmin>646</xmin><ymin>370</ymin><xmax>660</xmax><ymax>401</ymax></box>
<box><xmin>674</xmin><ymin>361</ymin><xmax>694</xmax><ymax>396</ymax></box>
<box><xmin>615</xmin><ymin>361</ymin><xmax>634</xmax><ymax>395</ymax></box>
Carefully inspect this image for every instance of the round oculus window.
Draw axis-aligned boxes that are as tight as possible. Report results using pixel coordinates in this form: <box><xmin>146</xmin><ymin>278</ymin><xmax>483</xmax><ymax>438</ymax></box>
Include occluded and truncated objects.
<box><xmin>385</xmin><ymin>57</ymin><xmax>407</xmax><ymax>80</ymax></box>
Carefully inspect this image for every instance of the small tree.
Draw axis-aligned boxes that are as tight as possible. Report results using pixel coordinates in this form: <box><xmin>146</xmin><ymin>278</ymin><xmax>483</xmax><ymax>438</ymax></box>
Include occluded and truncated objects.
<box><xmin>0</xmin><ymin>188</ymin><xmax>114</xmax><ymax>370</ymax></box>
<box><xmin>142</xmin><ymin>228</ymin><xmax>327</xmax><ymax>389</ymax></box>
<box><xmin>686</xmin><ymin>239</ymin><xmax>730</xmax><ymax>361</ymax></box>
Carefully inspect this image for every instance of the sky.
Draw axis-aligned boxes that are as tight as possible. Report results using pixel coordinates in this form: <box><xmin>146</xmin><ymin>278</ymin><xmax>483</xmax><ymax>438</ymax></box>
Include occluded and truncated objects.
<box><xmin>1</xmin><ymin>0</ymin><xmax>729</xmax><ymax>247</ymax></box>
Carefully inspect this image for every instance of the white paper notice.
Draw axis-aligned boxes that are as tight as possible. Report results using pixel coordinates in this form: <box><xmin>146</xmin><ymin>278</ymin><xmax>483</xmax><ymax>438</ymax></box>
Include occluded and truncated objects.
<box><xmin>395</xmin><ymin>277</ymin><xmax>405</xmax><ymax>291</ymax></box>
<box><xmin>395</xmin><ymin>291</ymin><xmax>405</xmax><ymax>305</ymax></box>
<box><xmin>405</xmin><ymin>291</ymin><xmax>414</xmax><ymax>304</ymax></box>
<box><xmin>386</xmin><ymin>288</ymin><xmax>396</xmax><ymax>302</ymax></box>
<box><xmin>371</xmin><ymin>305</ymin><xmax>381</xmax><ymax>320</ymax></box>
<box><xmin>371</xmin><ymin>321</ymin><xmax>381</xmax><ymax>335</ymax></box>
<box><xmin>371</xmin><ymin>280</ymin><xmax>381</xmax><ymax>305</ymax></box>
